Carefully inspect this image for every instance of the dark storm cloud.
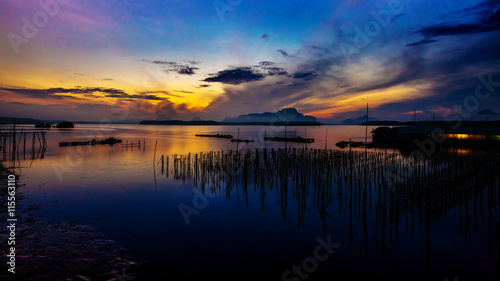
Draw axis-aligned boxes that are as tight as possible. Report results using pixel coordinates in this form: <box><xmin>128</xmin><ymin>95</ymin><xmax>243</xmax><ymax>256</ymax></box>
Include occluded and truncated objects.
<box><xmin>197</xmin><ymin>84</ymin><xmax>211</xmax><ymax>88</ymax></box>
<box><xmin>0</xmin><ymin>86</ymin><xmax>166</xmax><ymax>101</ymax></box>
<box><xmin>265</xmin><ymin>68</ymin><xmax>288</xmax><ymax>76</ymax></box>
<box><xmin>406</xmin><ymin>39</ymin><xmax>437</xmax><ymax>47</ymax></box>
<box><xmin>256</xmin><ymin>61</ymin><xmax>288</xmax><ymax>76</ymax></box>
<box><xmin>392</xmin><ymin>13</ymin><xmax>404</xmax><ymax>21</ymax></box>
<box><xmin>277</xmin><ymin>49</ymin><xmax>289</xmax><ymax>57</ymax></box>
<box><xmin>176</xmin><ymin>65</ymin><xmax>198</xmax><ymax>75</ymax></box>
<box><xmin>128</xmin><ymin>94</ymin><xmax>164</xmax><ymax>100</ymax></box>
<box><xmin>415</xmin><ymin>0</ymin><xmax>500</xmax><ymax>39</ymax></box>
<box><xmin>203</xmin><ymin>67</ymin><xmax>265</xmax><ymax>84</ymax></box>
<box><xmin>140</xmin><ymin>60</ymin><xmax>199</xmax><ymax>75</ymax></box>
<box><xmin>203</xmin><ymin>62</ymin><xmax>288</xmax><ymax>85</ymax></box>
<box><xmin>105</xmin><ymin>93</ymin><xmax>164</xmax><ymax>100</ymax></box>
<box><xmin>418</xmin><ymin>22</ymin><xmax>500</xmax><ymax>37</ymax></box>
<box><xmin>185</xmin><ymin>60</ymin><xmax>202</xmax><ymax>65</ymax></box>
<box><xmin>0</xmin><ymin>86</ymin><xmax>125</xmax><ymax>99</ymax></box>
<box><xmin>478</xmin><ymin>109</ymin><xmax>500</xmax><ymax>115</ymax></box>
<box><xmin>140</xmin><ymin>60</ymin><xmax>176</xmax><ymax>66</ymax></box>
<box><xmin>258</xmin><ymin>61</ymin><xmax>275</xmax><ymax>67</ymax></box>
<box><xmin>137</xmin><ymin>90</ymin><xmax>181</xmax><ymax>98</ymax></box>
<box><xmin>290</xmin><ymin>71</ymin><xmax>317</xmax><ymax>80</ymax></box>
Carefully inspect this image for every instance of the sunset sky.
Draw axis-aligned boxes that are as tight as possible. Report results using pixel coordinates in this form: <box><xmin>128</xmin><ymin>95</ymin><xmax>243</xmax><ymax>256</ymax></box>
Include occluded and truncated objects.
<box><xmin>1</xmin><ymin>0</ymin><xmax>499</xmax><ymax>123</ymax></box>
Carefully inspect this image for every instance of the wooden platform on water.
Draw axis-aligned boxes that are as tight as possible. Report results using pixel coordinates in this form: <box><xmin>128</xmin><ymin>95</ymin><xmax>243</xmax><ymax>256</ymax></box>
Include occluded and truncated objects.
<box><xmin>264</xmin><ymin>136</ymin><xmax>314</xmax><ymax>143</ymax></box>
<box><xmin>231</xmin><ymin>138</ymin><xmax>254</xmax><ymax>143</ymax></box>
<box><xmin>336</xmin><ymin>141</ymin><xmax>373</xmax><ymax>148</ymax></box>
<box><xmin>59</xmin><ymin>137</ymin><xmax>122</xmax><ymax>147</ymax></box>
<box><xmin>195</xmin><ymin>134</ymin><xmax>233</xmax><ymax>139</ymax></box>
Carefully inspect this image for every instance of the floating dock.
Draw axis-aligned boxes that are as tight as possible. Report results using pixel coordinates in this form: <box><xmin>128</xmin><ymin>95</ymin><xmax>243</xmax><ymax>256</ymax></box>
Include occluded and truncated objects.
<box><xmin>336</xmin><ymin>141</ymin><xmax>372</xmax><ymax>148</ymax></box>
<box><xmin>231</xmin><ymin>138</ymin><xmax>254</xmax><ymax>143</ymax></box>
<box><xmin>195</xmin><ymin>134</ymin><xmax>233</xmax><ymax>139</ymax></box>
<box><xmin>264</xmin><ymin>136</ymin><xmax>314</xmax><ymax>143</ymax></box>
<box><xmin>59</xmin><ymin>137</ymin><xmax>122</xmax><ymax>147</ymax></box>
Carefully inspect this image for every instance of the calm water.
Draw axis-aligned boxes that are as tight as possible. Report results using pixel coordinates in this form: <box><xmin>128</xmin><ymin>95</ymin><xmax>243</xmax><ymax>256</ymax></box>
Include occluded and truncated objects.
<box><xmin>2</xmin><ymin>124</ymin><xmax>500</xmax><ymax>281</ymax></box>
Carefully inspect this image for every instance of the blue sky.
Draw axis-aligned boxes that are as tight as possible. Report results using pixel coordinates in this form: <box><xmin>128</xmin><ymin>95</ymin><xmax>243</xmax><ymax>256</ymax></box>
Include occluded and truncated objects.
<box><xmin>0</xmin><ymin>0</ymin><xmax>499</xmax><ymax>122</ymax></box>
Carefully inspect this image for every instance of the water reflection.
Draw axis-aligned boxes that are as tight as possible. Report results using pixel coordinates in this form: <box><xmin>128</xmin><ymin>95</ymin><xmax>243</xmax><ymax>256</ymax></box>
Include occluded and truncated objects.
<box><xmin>2</xmin><ymin>124</ymin><xmax>499</xmax><ymax>280</ymax></box>
<box><xmin>160</xmin><ymin>148</ymin><xmax>500</xmax><ymax>271</ymax></box>
<box><xmin>0</xmin><ymin>127</ymin><xmax>48</xmax><ymax>167</ymax></box>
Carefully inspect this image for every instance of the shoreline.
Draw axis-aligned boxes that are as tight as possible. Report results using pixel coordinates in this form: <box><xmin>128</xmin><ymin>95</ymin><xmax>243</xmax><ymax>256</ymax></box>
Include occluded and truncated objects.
<box><xmin>0</xmin><ymin>164</ymin><xmax>138</xmax><ymax>280</ymax></box>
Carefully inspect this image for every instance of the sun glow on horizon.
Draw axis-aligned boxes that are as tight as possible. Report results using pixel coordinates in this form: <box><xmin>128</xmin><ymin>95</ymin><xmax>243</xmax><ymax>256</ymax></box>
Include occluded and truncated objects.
<box><xmin>303</xmin><ymin>82</ymin><xmax>434</xmax><ymax>118</ymax></box>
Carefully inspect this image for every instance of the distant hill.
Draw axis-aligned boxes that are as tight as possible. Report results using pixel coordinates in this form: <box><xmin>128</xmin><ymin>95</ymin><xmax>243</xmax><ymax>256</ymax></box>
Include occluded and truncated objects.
<box><xmin>140</xmin><ymin>120</ymin><xmax>219</xmax><ymax>125</ymax></box>
<box><xmin>342</xmin><ymin>115</ymin><xmax>378</xmax><ymax>125</ymax></box>
<box><xmin>0</xmin><ymin>117</ymin><xmax>51</xmax><ymax>125</ymax></box>
<box><xmin>478</xmin><ymin>109</ymin><xmax>499</xmax><ymax>115</ymax></box>
<box><xmin>222</xmin><ymin>108</ymin><xmax>319</xmax><ymax>125</ymax></box>
<box><xmin>220</xmin><ymin>121</ymin><xmax>320</xmax><ymax>126</ymax></box>
<box><xmin>362</xmin><ymin>120</ymin><xmax>402</xmax><ymax>126</ymax></box>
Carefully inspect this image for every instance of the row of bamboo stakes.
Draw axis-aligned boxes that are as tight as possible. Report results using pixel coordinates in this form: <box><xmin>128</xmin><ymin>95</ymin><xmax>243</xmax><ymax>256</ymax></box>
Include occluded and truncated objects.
<box><xmin>157</xmin><ymin>147</ymin><xmax>499</xmax><ymax>262</ymax></box>
<box><xmin>0</xmin><ymin>125</ymin><xmax>47</xmax><ymax>163</ymax></box>
<box><xmin>122</xmin><ymin>139</ymin><xmax>145</xmax><ymax>151</ymax></box>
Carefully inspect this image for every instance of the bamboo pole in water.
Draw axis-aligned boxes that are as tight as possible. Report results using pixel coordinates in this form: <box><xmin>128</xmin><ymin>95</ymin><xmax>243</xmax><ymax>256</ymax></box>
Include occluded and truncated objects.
<box><xmin>153</xmin><ymin>140</ymin><xmax>157</xmax><ymax>165</ymax></box>
<box><xmin>23</xmin><ymin>132</ymin><xmax>26</xmax><ymax>159</ymax></box>
<box><xmin>325</xmin><ymin>128</ymin><xmax>328</xmax><ymax>149</ymax></box>
<box><xmin>157</xmin><ymin>147</ymin><xmax>499</xmax><ymax>238</ymax></box>
<box><xmin>12</xmin><ymin>120</ymin><xmax>16</xmax><ymax>161</ymax></box>
<box><xmin>365</xmin><ymin>103</ymin><xmax>368</xmax><ymax>151</ymax></box>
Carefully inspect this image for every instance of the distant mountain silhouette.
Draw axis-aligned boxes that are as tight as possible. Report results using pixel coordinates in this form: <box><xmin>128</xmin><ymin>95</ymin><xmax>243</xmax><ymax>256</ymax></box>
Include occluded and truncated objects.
<box><xmin>478</xmin><ymin>109</ymin><xmax>499</xmax><ymax>115</ymax></box>
<box><xmin>140</xmin><ymin>120</ymin><xmax>219</xmax><ymax>125</ymax></box>
<box><xmin>342</xmin><ymin>115</ymin><xmax>378</xmax><ymax>125</ymax></box>
<box><xmin>0</xmin><ymin>117</ymin><xmax>52</xmax><ymax>125</ymax></box>
<box><xmin>222</xmin><ymin>108</ymin><xmax>318</xmax><ymax>124</ymax></box>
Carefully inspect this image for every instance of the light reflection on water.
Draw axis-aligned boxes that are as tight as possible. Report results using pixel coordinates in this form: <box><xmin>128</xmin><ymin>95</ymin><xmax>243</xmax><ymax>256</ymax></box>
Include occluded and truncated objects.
<box><xmin>2</xmin><ymin>124</ymin><xmax>500</xmax><ymax>281</ymax></box>
<box><xmin>5</xmin><ymin>124</ymin><xmax>377</xmax><ymax>187</ymax></box>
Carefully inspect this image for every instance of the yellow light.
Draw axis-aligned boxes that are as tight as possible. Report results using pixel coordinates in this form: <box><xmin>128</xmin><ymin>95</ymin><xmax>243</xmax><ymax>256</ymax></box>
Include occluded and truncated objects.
<box><xmin>454</xmin><ymin>148</ymin><xmax>469</xmax><ymax>155</ymax></box>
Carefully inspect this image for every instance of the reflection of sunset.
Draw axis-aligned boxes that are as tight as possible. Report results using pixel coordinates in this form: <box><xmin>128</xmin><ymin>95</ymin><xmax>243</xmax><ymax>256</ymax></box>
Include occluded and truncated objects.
<box><xmin>446</xmin><ymin>134</ymin><xmax>486</xmax><ymax>140</ymax></box>
<box><xmin>453</xmin><ymin>148</ymin><xmax>470</xmax><ymax>155</ymax></box>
